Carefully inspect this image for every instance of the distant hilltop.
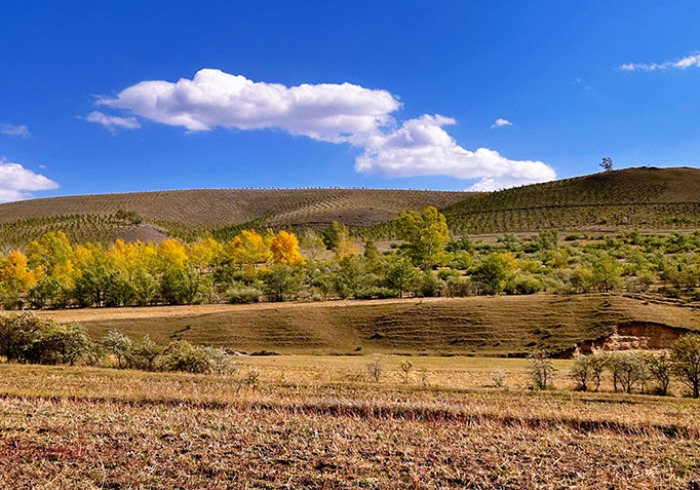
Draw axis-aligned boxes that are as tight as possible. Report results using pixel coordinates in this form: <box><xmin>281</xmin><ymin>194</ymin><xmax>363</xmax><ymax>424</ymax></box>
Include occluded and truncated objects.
<box><xmin>1</xmin><ymin>166</ymin><xmax>700</xmax><ymax>246</ymax></box>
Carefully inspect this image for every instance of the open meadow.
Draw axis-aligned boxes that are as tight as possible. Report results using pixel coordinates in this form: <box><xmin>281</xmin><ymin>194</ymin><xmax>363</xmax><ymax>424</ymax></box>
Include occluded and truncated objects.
<box><xmin>1</xmin><ymin>355</ymin><xmax>699</xmax><ymax>489</ymax></box>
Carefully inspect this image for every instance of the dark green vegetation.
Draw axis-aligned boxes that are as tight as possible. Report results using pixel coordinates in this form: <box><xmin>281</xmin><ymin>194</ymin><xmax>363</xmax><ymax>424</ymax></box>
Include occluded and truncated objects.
<box><xmin>444</xmin><ymin>166</ymin><xmax>700</xmax><ymax>233</ymax></box>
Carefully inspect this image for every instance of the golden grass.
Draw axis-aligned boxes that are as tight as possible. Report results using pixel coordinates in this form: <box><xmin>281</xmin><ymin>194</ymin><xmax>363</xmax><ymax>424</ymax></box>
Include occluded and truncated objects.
<box><xmin>0</xmin><ymin>357</ymin><xmax>699</xmax><ymax>488</ymax></box>
<box><xmin>37</xmin><ymin>293</ymin><xmax>700</xmax><ymax>356</ymax></box>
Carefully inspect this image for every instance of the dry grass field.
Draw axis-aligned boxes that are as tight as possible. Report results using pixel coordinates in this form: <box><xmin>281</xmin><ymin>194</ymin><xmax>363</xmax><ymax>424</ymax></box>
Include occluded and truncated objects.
<box><xmin>1</xmin><ymin>357</ymin><xmax>699</xmax><ymax>489</ymax></box>
<box><xmin>38</xmin><ymin>294</ymin><xmax>700</xmax><ymax>356</ymax></box>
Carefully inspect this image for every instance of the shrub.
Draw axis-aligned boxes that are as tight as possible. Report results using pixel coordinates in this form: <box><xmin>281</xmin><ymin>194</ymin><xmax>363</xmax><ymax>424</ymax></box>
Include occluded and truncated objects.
<box><xmin>129</xmin><ymin>335</ymin><xmax>164</xmax><ymax>371</ymax></box>
<box><xmin>0</xmin><ymin>314</ymin><xmax>92</xmax><ymax>366</ymax></box>
<box><xmin>355</xmin><ymin>287</ymin><xmax>398</xmax><ymax>300</ymax></box>
<box><xmin>0</xmin><ymin>313</ymin><xmax>45</xmax><ymax>362</ymax></box>
<box><xmin>528</xmin><ymin>350</ymin><xmax>555</xmax><ymax>390</ymax></box>
<box><xmin>102</xmin><ymin>330</ymin><xmax>133</xmax><ymax>369</ymax></box>
<box><xmin>161</xmin><ymin>340</ymin><xmax>213</xmax><ymax>374</ymax></box>
<box><xmin>225</xmin><ymin>286</ymin><xmax>263</xmax><ymax>304</ymax></box>
<box><xmin>201</xmin><ymin>346</ymin><xmax>238</xmax><ymax>375</ymax></box>
<box><xmin>506</xmin><ymin>274</ymin><xmax>544</xmax><ymax>295</ymax></box>
<box><xmin>34</xmin><ymin>323</ymin><xmax>92</xmax><ymax>366</ymax></box>
<box><xmin>490</xmin><ymin>371</ymin><xmax>508</xmax><ymax>389</ymax></box>
<box><xmin>399</xmin><ymin>360</ymin><xmax>414</xmax><ymax>384</ymax></box>
<box><xmin>444</xmin><ymin>277</ymin><xmax>471</xmax><ymax>297</ymax></box>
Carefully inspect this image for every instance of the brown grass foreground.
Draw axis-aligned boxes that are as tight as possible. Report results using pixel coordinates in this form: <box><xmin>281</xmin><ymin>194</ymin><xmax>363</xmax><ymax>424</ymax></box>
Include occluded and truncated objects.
<box><xmin>1</xmin><ymin>357</ymin><xmax>699</xmax><ymax>489</ymax></box>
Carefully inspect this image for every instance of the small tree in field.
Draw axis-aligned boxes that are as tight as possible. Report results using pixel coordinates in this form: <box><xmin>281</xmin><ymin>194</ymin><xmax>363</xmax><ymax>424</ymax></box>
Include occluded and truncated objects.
<box><xmin>528</xmin><ymin>350</ymin><xmax>555</xmax><ymax>390</ymax></box>
<box><xmin>102</xmin><ymin>330</ymin><xmax>133</xmax><ymax>369</ymax></box>
<box><xmin>672</xmin><ymin>334</ymin><xmax>700</xmax><ymax>398</ymax></box>
<box><xmin>604</xmin><ymin>351</ymin><xmax>647</xmax><ymax>394</ymax></box>
<box><xmin>569</xmin><ymin>354</ymin><xmax>605</xmax><ymax>392</ymax></box>
<box><xmin>399</xmin><ymin>360</ymin><xmax>414</xmax><ymax>384</ymax></box>
<box><xmin>367</xmin><ymin>358</ymin><xmax>384</xmax><ymax>383</ymax></box>
<box><xmin>646</xmin><ymin>350</ymin><xmax>673</xmax><ymax>396</ymax></box>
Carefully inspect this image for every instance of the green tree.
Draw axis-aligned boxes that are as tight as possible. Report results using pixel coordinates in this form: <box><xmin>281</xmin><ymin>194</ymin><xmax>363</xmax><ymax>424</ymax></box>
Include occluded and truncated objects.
<box><xmin>471</xmin><ymin>252</ymin><xmax>516</xmax><ymax>295</ymax></box>
<box><xmin>333</xmin><ymin>255</ymin><xmax>368</xmax><ymax>299</ymax></box>
<box><xmin>383</xmin><ymin>256</ymin><xmax>419</xmax><ymax>299</ymax></box>
<box><xmin>260</xmin><ymin>265</ymin><xmax>303</xmax><ymax>302</ymax></box>
<box><xmin>394</xmin><ymin>206</ymin><xmax>450</xmax><ymax>269</ymax></box>
<box><xmin>646</xmin><ymin>350</ymin><xmax>673</xmax><ymax>396</ymax></box>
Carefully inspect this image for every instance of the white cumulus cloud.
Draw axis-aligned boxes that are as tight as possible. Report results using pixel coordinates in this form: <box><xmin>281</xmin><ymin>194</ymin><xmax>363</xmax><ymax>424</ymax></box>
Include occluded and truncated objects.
<box><xmin>93</xmin><ymin>68</ymin><xmax>556</xmax><ymax>189</ymax></box>
<box><xmin>0</xmin><ymin>123</ymin><xmax>30</xmax><ymax>138</ymax></box>
<box><xmin>620</xmin><ymin>53</ymin><xmax>700</xmax><ymax>71</ymax></box>
<box><xmin>98</xmin><ymin>69</ymin><xmax>399</xmax><ymax>142</ymax></box>
<box><xmin>0</xmin><ymin>159</ymin><xmax>59</xmax><ymax>202</ymax></box>
<box><xmin>490</xmin><ymin>118</ymin><xmax>512</xmax><ymax>128</ymax></box>
<box><xmin>86</xmin><ymin>111</ymin><xmax>141</xmax><ymax>134</ymax></box>
<box><xmin>355</xmin><ymin>115</ymin><xmax>556</xmax><ymax>190</ymax></box>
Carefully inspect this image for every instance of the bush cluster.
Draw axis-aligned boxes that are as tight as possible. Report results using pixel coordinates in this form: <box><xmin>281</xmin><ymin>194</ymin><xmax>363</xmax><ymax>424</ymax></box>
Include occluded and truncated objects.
<box><xmin>0</xmin><ymin>313</ymin><xmax>238</xmax><ymax>375</ymax></box>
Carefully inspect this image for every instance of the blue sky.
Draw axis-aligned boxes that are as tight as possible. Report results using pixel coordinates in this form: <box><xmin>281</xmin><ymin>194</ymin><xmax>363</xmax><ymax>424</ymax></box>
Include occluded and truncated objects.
<box><xmin>1</xmin><ymin>1</ymin><xmax>700</xmax><ymax>201</ymax></box>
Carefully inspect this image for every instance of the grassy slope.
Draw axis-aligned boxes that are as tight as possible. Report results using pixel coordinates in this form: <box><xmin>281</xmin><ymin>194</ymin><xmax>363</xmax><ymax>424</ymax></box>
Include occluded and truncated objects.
<box><xmin>443</xmin><ymin>166</ymin><xmax>700</xmax><ymax>233</ymax></box>
<box><xmin>0</xmin><ymin>188</ymin><xmax>472</xmax><ymax>245</ymax></box>
<box><xmin>4</xmin><ymin>166</ymin><xmax>700</xmax><ymax>246</ymax></box>
<box><xmin>38</xmin><ymin>294</ymin><xmax>700</xmax><ymax>355</ymax></box>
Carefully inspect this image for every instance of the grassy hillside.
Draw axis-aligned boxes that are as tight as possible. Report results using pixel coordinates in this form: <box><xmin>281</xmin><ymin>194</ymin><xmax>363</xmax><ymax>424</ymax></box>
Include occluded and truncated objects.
<box><xmin>0</xmin><ymin>188</ymin><xmax>471</xmax><ymax>245</ymax></box>
<box><xmin>39</xmin><ymin>294</ymin><xmax>700</xmax><ymax>356</ymax></box>
<box><xmin>443</xmin><ymin>166</ymin><xmax>700</xmax><ymax>233</ymax></box>
<box><xmin>3</xmin><ymin>166</ymin><xmax>700</xmax><ymax>246</ymax></box>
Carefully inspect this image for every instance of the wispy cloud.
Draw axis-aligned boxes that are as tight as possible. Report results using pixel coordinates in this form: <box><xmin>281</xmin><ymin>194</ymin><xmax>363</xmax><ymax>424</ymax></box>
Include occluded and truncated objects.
<box><xmin>0</xmin><ymin>123</ymin><xmax>30</xmax><ymax>138</ymax></box>
<box><xmin>620</xmin><ymin>53</ymin><xmax>700</xmax><ymax>71</ymax></box>
<box><xmin>86</xmin><ymin>111</ymin><xmax>141</xmax><ymax>134</ymax></box>
<box><xmin>490</xmin><ymin>118</ymin><xmax>512</xmax><ymax>129</ymax></box>
<box><xmin>0</xmin><ymin>159</ymin><xmax>59</xmax><ymax>202</ymax></box>
<box><xmin>92</xmin><ymin>68</ymin><xmax>557</xmax><ymax>190</ymax></box>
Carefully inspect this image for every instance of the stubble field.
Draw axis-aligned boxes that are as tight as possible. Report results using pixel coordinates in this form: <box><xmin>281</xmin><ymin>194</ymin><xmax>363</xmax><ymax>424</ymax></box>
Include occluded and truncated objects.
<box><xmin>1</xmin><ymin>355</ymin><xmax>699</xmax><ymax>489</ymax></box>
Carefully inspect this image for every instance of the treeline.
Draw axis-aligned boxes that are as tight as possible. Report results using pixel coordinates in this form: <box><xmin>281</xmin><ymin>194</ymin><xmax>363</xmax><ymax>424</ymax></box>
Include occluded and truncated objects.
<box><xmin>531</xmin><ymin>334</ymin><xmax>700</xmax><ymax>398</ymax></box>
<box><xmin>1</xmin><ymin>206</ymin><xmax>700</xmax><ymax>309</ymax></box>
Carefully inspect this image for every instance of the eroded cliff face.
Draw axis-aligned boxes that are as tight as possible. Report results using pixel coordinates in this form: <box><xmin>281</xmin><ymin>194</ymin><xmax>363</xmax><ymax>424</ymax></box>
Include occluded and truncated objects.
<box><xmin>574</xmin><ymin>322</ymin><xmax>691</xmax><ymax>356</ymax></box>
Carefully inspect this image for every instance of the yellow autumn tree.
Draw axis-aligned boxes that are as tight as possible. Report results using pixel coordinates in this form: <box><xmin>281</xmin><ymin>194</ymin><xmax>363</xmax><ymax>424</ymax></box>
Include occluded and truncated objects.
<box><xmin>229</xmin><ymin>230</ymin><xmax>270</xmax><ymax>269</ymax></box>
<box><xmin>156</xmin><ymin>239</ymin><xmax>189</xmax><ymax>272</ymax></box>
<box><xmin>188</xmin><ymin>237</ymin><xmax>224</xmax><ymax>272</ymax></box>
<box><xmin>270</xmin><ymin>231</ymin><xmax>304</xmax><ymax>265</ymax></box>
<box><xmin>0</xmin><ymin>250</ymin><xmax>36</xmax><ymax>292</ymax></box>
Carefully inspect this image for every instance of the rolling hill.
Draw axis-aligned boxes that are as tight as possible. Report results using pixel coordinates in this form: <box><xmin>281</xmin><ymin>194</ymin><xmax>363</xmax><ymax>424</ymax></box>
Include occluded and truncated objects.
<box><xmin>2</xmin><ymin>166</ymin><xmax>700</xmax><ymax>246</ymax></box>
<box><xmin>443</xmin><ymin>166</ymin><xmax>700</xmax><ymax>234</ymax></box>
<box><xmin>0</xmin><ymin>188</ymin><xmax>472</xmax><ymax>245</ymax></box>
